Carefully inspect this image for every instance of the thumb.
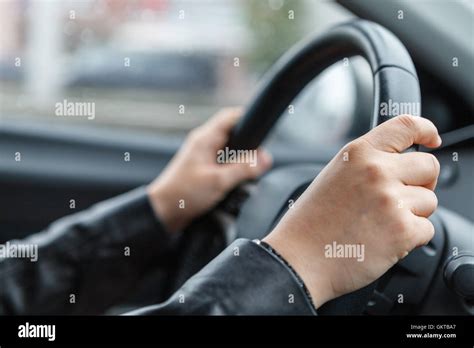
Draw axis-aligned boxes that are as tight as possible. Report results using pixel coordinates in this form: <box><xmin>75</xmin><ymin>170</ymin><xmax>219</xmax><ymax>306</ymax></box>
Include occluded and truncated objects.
<box><xmin>363</xmin><ymin>114</ymin><xmax>441</xmax><ymax>153</ymax></box>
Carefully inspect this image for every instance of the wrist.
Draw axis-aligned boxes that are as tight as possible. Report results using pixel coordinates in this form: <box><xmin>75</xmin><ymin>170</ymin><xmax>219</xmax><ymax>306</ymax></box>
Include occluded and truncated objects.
<box><xmin>147</xmin><ymin>181</ymin><xmax>188</xmax><ymax>233</ymax></box>
<box><xmin>263</xmin><ymin>226</ymin><xmax>336</xmax><ymax>308</ymax></box>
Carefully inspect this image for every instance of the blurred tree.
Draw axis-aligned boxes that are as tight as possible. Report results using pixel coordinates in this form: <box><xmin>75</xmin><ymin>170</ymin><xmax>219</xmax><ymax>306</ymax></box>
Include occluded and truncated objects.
<box><xmin>242</xmin><ymin>0</ymin><xmax>307</xmax><ymax>73</ymax></box>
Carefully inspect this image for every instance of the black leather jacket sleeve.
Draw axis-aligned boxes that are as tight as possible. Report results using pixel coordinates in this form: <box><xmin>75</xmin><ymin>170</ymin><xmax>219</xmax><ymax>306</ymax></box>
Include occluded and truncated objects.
<box><xmin>0</xmin><ymin>187</ymin><xmax>175</xmax><ymax>315</ymax></box>
<box><xmin>0</xmin><ymin>187</ymin><xmax>316</xmax><ymax>315</ymax></box>
<box><xmin>127</xmin><ymin>238</ymin><xmax>317</xmax><ymax>315</ymax></box>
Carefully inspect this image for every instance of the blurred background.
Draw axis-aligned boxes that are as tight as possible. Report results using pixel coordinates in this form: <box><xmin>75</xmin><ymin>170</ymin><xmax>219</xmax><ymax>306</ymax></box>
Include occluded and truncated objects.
<box><xmin>0</xmin><ymin>0</ymin><xmax>472</xmax><ymax>263</ymax></box>
<box><xmin>0</xmin><ymin>0</ymin><xmax>360</xmax><ymax>147</ymax></box>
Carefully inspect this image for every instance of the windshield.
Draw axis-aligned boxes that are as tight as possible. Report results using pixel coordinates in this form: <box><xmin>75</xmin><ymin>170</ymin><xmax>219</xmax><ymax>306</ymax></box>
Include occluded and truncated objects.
<box><xmin>0</xmin><ymin>0</ymin><xmax>354</xmax><ymax>147</ymax></box>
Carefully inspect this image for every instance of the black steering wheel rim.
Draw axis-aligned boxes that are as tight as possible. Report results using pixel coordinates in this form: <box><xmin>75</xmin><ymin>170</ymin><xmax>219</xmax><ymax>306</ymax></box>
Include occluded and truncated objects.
<box><xmin>226</xmin><ymin>19</ymin><xmax>421</xmax><ymax>151</ymax></box>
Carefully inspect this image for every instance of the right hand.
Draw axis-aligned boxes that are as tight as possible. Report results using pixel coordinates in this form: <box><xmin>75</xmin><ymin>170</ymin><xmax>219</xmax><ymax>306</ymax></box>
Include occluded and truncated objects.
<box><xmin>264</xmin><ymin>115</ymin><xmax>442</xmax><ymax>308</ymax></box>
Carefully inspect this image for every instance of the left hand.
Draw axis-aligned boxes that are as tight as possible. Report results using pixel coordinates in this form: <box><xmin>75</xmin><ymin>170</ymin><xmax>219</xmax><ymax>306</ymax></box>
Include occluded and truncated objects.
<box><xmin>147</xmin><ymin>108</ymin><xmax>272</xmax><ymax>233</ymax></box>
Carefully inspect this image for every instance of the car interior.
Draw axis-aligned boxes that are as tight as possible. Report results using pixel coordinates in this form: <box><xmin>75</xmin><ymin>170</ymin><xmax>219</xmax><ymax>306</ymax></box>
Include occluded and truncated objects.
<box><xmin>0</xmin><ymin>0</ymin><xmax>472</xmax><ymax>316</ymax></box>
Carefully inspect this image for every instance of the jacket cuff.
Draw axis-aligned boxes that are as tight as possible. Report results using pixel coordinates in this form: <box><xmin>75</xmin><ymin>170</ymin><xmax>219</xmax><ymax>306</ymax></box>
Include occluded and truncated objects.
<box><xmin>130</xmin><ymin>239</ymin><xmax>317</xmax><ymax>315</ymax></box>
<box><xmin>254</xmin><ymin>239</ymin><xmax>317</xmax><ymax>313</ymax></box>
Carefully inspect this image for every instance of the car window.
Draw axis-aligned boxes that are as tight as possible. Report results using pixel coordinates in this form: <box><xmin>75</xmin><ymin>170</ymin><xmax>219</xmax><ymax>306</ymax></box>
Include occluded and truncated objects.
<box><xmin>0</xmin><ymin>0</ymin><xmax>353</xmax><ymax>147</ymax></box>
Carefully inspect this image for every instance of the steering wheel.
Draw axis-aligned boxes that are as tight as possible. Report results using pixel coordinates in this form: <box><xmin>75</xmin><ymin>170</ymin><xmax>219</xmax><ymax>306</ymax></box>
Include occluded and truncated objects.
<box><xmin>225</xmin><ymin>19</ymin><xmax>421</xmax><ymax>315</ymax></box>
<box><xmin>173</xmin><ymin>20</ymin><xmax>473</xmax><ymax>315</ymax></box>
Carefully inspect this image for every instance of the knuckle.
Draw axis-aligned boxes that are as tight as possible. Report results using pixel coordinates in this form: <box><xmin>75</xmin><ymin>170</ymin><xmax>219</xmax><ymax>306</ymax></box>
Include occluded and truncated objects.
<box><xmin>419</xmin><ymin>219</ymin><xmax>435</xmax><ymax>246</ymax></box>
<box><xmin>340</xmin><ymin>141</ymin><xmax>357</xmax><ymax>159</ymax></box>
<box><xmin>395</xmin><ymin>245</ymin><xmax>410</xmax><ymax>260</ymax></box>
<box><xmin>396</xmin><ymin>114</ymin><xmax>419</xmax><ymax>141</ymax></box>
<box><xmin>188</xmin><ymin>127</ymin><xmax>206</xmax><ymax>145</ymax></box>
<box><xmin>378</xmin><ymin>188</ymin><xmax>396</xmax><ymax>210</ymax></box>
<box><xmin>398</xmin><ymin>226</ymin><xmax>416</xmax><ymax>255</ymax></box>
<box><xmin>393</xmin><ymin>215</ymin><xmax>411</xmax><ymax>236</ymax></box>
<box><xmin>428</xmin><ymin>153</ymin><xmax>441</xmax><ymax>176</ymax></box>
<box><xmin>188</xmin><ymin>128</ymin><xmax>200</xmax><ymax>141</ymax></box>
<box><xmin>393</xmin><ymin>223</ymin><xmax>412</xmax><ymax>258</ymax></box>
<box><xmin>365</xmin><ymin>161</ymin><xmax>386</xmax><ymax>183</ymax></box>
<box><xmin>342</xmin><ymin>140</ymin><xmax>359</xmax><ymax>152</ymax></box>
<box><xmin>396</xmin><ymin>114</ymin><xmax>417</xmax><ymax>130</ymax></box>
<box><xmin>426</xmin><ymin>220</ymin><xmax>436</xmax><ymax>241</ymax></box>
<box><xmin>341</xmin><ymin>139</ymin><xmax>367</xmax><ymax>158</ymax></box>
<box><xmin>428</xmin><ymin>190</ymin><xmax>439</xmax><ymax>212</ymax></box>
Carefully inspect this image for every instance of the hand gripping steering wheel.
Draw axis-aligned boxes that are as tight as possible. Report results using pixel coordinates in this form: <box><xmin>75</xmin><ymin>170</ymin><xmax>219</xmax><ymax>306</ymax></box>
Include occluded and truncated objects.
<box><xmin>224</xmin><ymin>19</ymin><xmax>422</xmax><ymax>314</ymax></box>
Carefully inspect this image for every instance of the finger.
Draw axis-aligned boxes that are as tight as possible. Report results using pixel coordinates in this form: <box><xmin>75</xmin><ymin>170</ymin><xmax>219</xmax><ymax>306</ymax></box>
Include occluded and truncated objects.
<box><xmin>394</xmin><ymin>152</ymin><xmax>440</xmax><ymax>190</ymax></box>
<box><xmin>410</xmin><ymin>216</ymin><xmax>435</xmax><ymax>247</ymax></box>
<box><xmin>204</xmin><ymin>107</ymin><xmax>243</xmax><ymax>134</ymax></box>
<box><xmin>200</xmin><ymin>107</ymin><xmax>243</xmax><ymax>150</ymax></box>
<box><xmin>363</xmin><ymin>115</ymin><xmax>442</xmax><ymax>153</ymax></box>
<box><xmin>195</xmin><ymin>107</ymin><xmax>244</xmax><ymax>149</ymax></box>
<box><xmin>401</xmin><ymin>186</ymin><xmax>438</xmax><ymax>217</ymax></box>
<box><xmin>218</xmin><ymin>148</ymin><xmax>272</xmax><ymax>189</ymax></box>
